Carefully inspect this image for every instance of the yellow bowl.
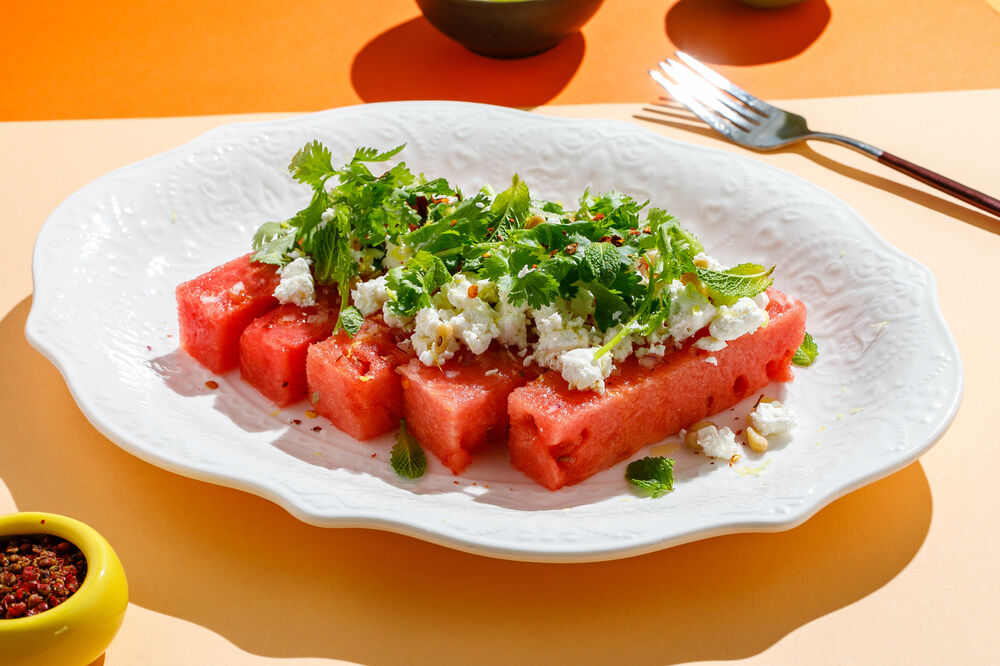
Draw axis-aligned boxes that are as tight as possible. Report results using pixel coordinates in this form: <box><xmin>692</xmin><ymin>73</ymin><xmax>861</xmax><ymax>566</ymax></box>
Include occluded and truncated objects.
<box><xmin>0</xmin><ymin>512</ymin><xmax>128</xmax><ymax>666</ymax></box>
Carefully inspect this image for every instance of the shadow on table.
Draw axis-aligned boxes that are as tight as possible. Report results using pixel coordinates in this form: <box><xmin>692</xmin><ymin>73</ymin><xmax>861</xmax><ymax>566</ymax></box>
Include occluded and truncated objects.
<box><xmin>350</xmin><ymin>18</ymin><xmax>583</xmax><ymax>106</ymax></box>
<box><xmin>3</xmin><ymin>296</ymin><xmax>933</xmax><ymax>665</ymax></box>
<box><xmin>637</xmin><ymin>103</ymin><xmax>1000</xmax><ymax>233</ymax></box>
<box><xmin>665</xmin><ymin>0</ymin><xmax>831</xmax><ymax>66</ymax></box>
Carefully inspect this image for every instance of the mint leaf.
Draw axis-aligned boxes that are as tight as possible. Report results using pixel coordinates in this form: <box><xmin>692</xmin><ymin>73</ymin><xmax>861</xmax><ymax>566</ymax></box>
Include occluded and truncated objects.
<box><xmin>696</xmin><ymin>263</ymin><xmax>774</xmax><ymax>305</ymax></box>
<box><xmin>792</xmin><ymin>331</ymin><xmax>819</xmax><ymax>366</ymax></box>
<box><xmin>490</xmin><ymin>174</ymin><xmax>530</xmax><ymax>228</ymax></box>
<box><xmin>625</xmin><ymin>456</ymin><xmax>675</xmax><ymax>498</ymax></box>
<box><xmin>251</xmin><ymin>223</ymin><xmax>295</xmax><ymax>265</ymax></box>
<box><xmin>581</xmin><ymin>241</ymin><xmax>621</xmax><ymax>284</ymax></box>
<box><xmin>289</xmin><ymin>141</ymin><xmax>334</xmax><ymax>190</ymax></box>
<box><xmin>390</xmin><ymin>419</ymin><xmax>427</xmax><ymax>479</ymax></box>
<box><xmin>339</xmin><ymin>305</ymin><xmax>365</xmax><ymax>337</ymax></box>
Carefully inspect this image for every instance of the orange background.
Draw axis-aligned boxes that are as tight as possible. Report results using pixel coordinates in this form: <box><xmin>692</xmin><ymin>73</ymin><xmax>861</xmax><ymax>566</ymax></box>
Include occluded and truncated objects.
<box><xmin>4</xmin><ymin>0</ymin><xmax>1000</xmax><ymax>121</ymax></box>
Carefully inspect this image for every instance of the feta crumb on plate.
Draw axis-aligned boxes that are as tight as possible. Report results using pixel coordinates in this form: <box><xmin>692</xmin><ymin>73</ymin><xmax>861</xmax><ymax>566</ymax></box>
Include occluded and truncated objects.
<box><xmin>750</xmin><ymin>400</ymin><xmax>797</xmax><ymax>436</ymax></box>
<box><xmin>695</xmin><ymin>425</ymin><xmax>741</xmax><ymax>459</ymax></box>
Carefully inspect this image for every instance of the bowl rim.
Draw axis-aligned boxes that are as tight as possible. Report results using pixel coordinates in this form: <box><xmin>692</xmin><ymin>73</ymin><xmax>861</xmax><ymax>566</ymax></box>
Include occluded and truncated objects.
<box><xmin>0</xmin><ymin>512</ymin><xmax>116</xmax><ymax>630</ymax></box>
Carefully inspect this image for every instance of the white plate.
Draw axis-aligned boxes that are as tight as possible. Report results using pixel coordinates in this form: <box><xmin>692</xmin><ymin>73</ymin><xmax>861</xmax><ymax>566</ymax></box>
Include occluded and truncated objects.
<box><xmin>27</xmin><ymin>101</ymin><xmax>962</xmax><ymax>562</ymax></box>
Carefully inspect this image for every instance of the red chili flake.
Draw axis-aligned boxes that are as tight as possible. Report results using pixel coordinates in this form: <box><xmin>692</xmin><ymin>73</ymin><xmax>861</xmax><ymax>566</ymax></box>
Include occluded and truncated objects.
<box><xmin>449</xmin><ymin>219</ymin><xmax>457</xmax><ymax>227</ymax></box>
<box><xmin>146</xmin><ymin>345</ymin><xmax>152</xmax><ymax>351</ymax></box>
<box><xmin>291</xmin><ymin>419</ymin><xmax>302</xmax><ymax>425</ymax></box>
<box><xmin>531</xmin><ymin>264</ymin><xmax>538</xmax><ymax>269</ymax></box>
<box><xmin>204</xmin><ymin>380</ymin><xmax>219</xmax><ymax>390</ymax></box>
<box><xmin>371</xmin><ymin>453</ymin><xmax>377</xmax><ymax>458</ymax></box>
<box><xmin>564</xmin><ymin>243</ymin><xmax>578</xmax><ymax>256</ymax></box>
<box><xmin>486</xmin><ymin>227</ymin><xmax>493</xmax><ymax>233</ymax></box>
<box><xmin>1</xmin><ymin>535</ymin><xmax>87</xmax><ymax>619</ymax></box>
<box><xmin>609</xmin><ymin>235</ymin><xmax>624</xmax><ymax>247</ymax></box>
<box><xmin>467</xmin><ymin>285</ymin><xmax>479</xmax><ymax>298</ymax></box>
<box><xmin>628</xmin><ymin>228</ymin><xmax>640</xmax><ymax>236</ymax></box>
<box><xmin>481</xmin><ymin>252</ymin><xmax>491</xmax><ymax>259</ymax></box>
<box><xmin>311</xmin><ymin>426</ymin><xmax>322</xmax><ymax>432</ymax></box>
<box><xmin>593</xmin><ymin>213</ymin><xmax>605</xmax><ymax>220</ymax></box>
<box><xmin>643</xmin><ymin>226</ymin><xmax>651</xmax><ymax>234</ymax></box>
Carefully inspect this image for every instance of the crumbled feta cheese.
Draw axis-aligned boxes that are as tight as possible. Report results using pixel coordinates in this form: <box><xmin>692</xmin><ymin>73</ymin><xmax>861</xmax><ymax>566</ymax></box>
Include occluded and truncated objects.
<box><xmin>708</xmin><ymin>297</ymin><xmax>769</xmax><ymax>342</ymax></box>
<box><xmin>495</xmin><ymin>289</ymin><xmax>529</xmax><ymax>349</ymax></box>
<box><xmin>321</xmin><ymin>207</ymin><xmax>337</xmax><ymax>223</ymax></box>
<box><xmin>750</xmin><ymin>400</ymin><xmax>797</xmax><ymax>436</ymax></box>
<box><xmin>273</xmin><ymin>257</ymin><xmax>316</xmax><ymax>307</ymax></box>
<box><xmin>693</xmin><ymin>336</ymin><xmax>727</xmax><ymax>352</ymax></box>
<box><xmin>693</xmin><ymin>252</ymin><xmax>727</xmax><ymax>271</ymax></box>
<box><xmin>412</xmin><ymin>306</ymin><xmax>459</xmax><ymax>366</ymax></box>
<box><xmin>229</xmin><ymin>281</ymin><xmax>245</xmax><ymax>295</ymax></box>
<box><xmin>484</xmin><ymin>368</ymin><xmax>499</xmax><ymax>376</ymax></box>
<box><xmin>695</xmin><ymin>425</ymin><xmax>741</xmax><ymax>459</ymax></box>
<box><xmin>558</xmin><ymin>347</ymin><xmax>613</xmax><ymax>393</ymax></box>
<box><xmin>602</xmin><ymin>325</ymin><xmax>634</xmax><ymax>363</ymax></box>
<box><xmin>667</xmin><ymin>280</ymin><xmax>717</xmax><ymax>343</ymax></box>
<box><xmin>351</xmin><ymin>275</ymin><xmax>390</xmax><ymax>316</ymax></box>
<box><xmin>382</xmin><ymin>302</ymin><xmax>413</xmax><ymax>331</ymax></box>
<box><xmin>703</xmin><ymin>356</ymin><xmax>718</xmax><ymax>365</ymax></box>
<box><xmin>383</xmin><ymin>239</ymin><xmax>413</xmax><ymax>269</ymax></box>
<box><xmin>753</xmin><ymin>291</ymin><xmax>770</xmax><ymax>310</ymax></box>
<box><xmin>529</xmin><ymin>305</ymin><xmax>598</xmax><ymax>371</ymax></box>
<box><xmin>200</xmin><ymin>294</ymin><xmax>220</xmax><ymax>304</ymax></box>
<box><xmin>445</xmin><ymin>275</ymin><xmax>501</xmax><ymax>354</ymax></box>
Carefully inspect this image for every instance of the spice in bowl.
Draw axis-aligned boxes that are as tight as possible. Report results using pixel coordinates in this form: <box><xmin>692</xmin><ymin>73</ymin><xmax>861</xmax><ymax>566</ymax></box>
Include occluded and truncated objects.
<box><xmin>1</xmin><ymin>534</ymin><xmax>87</xmax><ymax>619</ymax></box>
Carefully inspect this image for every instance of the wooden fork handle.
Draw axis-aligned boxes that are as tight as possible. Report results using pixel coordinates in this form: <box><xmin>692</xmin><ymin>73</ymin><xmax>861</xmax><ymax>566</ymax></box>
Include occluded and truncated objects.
<box><xmin>877</xmin><ymin>151</ymin><xmax>1000</xmax><ymax>219</ymax></box>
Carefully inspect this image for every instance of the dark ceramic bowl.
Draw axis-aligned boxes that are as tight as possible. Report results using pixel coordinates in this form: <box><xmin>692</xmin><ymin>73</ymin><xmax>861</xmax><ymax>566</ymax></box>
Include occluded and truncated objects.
<box><xmin>416</xmin><ymin>0</ymin><xmax>605</xmax><ymax>59</ymax></box>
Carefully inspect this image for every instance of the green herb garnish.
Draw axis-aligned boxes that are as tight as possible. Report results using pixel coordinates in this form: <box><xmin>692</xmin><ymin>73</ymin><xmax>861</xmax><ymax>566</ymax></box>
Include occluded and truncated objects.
<box><xmin>625</xmin><ymin>456</ymin><xmax>675</xmax><ymax>498</ymax></box>
<box><xmin>792</xmin><ymin>331</ymin><xmax>819</xmax><ymax>367</ymax></box>
<box><xmin>390</xmin><ymin>419</ymin><xmax>427</xmax><ymax>479</ymax></box>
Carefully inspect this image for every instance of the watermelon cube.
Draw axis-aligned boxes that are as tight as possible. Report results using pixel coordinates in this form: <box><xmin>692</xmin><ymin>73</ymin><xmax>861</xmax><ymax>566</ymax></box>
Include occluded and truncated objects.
<box><xmin>507</xmin><ymin>289</ymin><xmax>807</xmax><ymax>490</ymax></box>
<box><xmin>176</xmin><ymin>254</ymin><xmax>280</xmax><ymax>373</ymax></box>
<box><xmin>238</xmin><ymin>300</ymin><xmax>339</xmax><ymax>407</ymax></box>
<box><xmin>398</xmin><ymin>349</ymin><xmax>535</xmax><ymax>475</ymax></box>
<box><xmin>305</xmin><ymin>315</ymin><xmax>410</xmax><ymax>440</ymax></box>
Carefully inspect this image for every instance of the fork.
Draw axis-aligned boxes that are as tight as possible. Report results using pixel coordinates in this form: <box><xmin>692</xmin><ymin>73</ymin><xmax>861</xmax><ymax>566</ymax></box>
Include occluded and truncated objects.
<box><xmin>650</xmin><ymin>51</ymin><xmax>1000</xmax><ymax>219</ymax></box>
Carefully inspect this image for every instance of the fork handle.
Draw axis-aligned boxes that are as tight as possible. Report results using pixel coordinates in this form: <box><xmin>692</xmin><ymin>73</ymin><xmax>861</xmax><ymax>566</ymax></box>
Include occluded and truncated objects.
<box><xmin>875</xmin><ymin>151</ymin><xmax>1000</xmax><ymax>218</ymax></box>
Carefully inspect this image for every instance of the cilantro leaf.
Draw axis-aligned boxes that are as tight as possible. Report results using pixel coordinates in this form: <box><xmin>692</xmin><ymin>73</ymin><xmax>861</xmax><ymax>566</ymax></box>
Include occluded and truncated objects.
<box><xmin>625</xmin><ymin>456</ymin><xmax>675</xmax><ymax>498</ymax></box>
<box><xmin>339</xmin><ymin>306</ymin><xmax>365</xmax><ymax>337</ymax></box>
<box><xmin>792</xmin><ymin>331</ymin><xmax>819</xmax><ymax>366</ymax></box>
<box><xmin>390</xmin><ymin>419</ymin><xmax>427</xmax><ymax>479</ymax></box>
<box><xmin>509</xmin><ymin>268</ymin><xmax>560</xmax><ymax>309</ymax></box>
<box><xmin>696</xmin><ymin>263</ymin><xmax>774</xmax><ymax>305</ymax></box>
<box><xmin>251</xmin><ymin>223</ymin><xmax>295</xmax><ymax>265</ymax></box>
<box><xmin>352</xmin><ymin>144</ymin><xmax>405</xmax><ymax>163</ymax></box>
<box><xmin>289</xmin><ymin>140</ymin><xmax>335</xmax><ymax>190</ymax></box>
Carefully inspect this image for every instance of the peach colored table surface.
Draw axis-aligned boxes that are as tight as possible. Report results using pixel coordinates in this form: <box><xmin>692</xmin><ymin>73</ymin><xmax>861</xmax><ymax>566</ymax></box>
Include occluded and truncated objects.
<box><xmin>2</xmin><ymin>92</ymin><xmax>999</xmax><ymax>664</ymax></box>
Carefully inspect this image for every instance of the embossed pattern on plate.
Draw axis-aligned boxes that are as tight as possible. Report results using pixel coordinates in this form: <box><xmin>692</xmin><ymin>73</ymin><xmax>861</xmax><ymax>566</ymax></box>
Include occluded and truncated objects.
<box><xmin>26</xmin><ymin>102</ymin><xmax>962</xmax><ymax>562</ymax></box>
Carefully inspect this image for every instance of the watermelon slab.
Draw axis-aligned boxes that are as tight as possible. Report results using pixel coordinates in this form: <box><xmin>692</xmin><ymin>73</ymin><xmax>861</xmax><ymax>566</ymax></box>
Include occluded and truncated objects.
<box><xmin>398</xmin><ymin>349</ymin><xmax>535</xmax><ymax>475</ymax></box>
<box><xmin>238</xmin><ymin>300</ymin><xmax>339</xmax><ymax>407</ymax></box>
<box><xmin>507</xmin><ymin>289</ymin><xmax>807</xmax><ymax>490</ymax></box>
<box><xmin>176</xmin><ymin>254</ymin><xmax>280</xmax><ymax>373</ymax></box>
<box><xmin>305</xmin><ymin>315</ymin><xmax>410</xmax><ymax>440</ymax></box>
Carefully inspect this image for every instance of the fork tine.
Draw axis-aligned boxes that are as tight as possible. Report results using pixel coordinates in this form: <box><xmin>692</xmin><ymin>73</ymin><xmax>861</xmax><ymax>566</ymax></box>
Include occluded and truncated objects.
<box><xmin>674</xmin><ymin>51</ymin><xmax>774</xmax><ymax>117</ymax></box>
<box><xmin>649</xmin><ymin>69</ymin><xmax>749</xmax><ymax>139</ymax></box>
<box><xmin>659</xmin><ymin>59</ymin><xmax>758</xmax><ymax>129</ymax></box>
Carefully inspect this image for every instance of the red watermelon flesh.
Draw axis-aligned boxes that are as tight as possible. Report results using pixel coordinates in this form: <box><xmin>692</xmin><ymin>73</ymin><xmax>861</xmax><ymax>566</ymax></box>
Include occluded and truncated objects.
<box><xmin>305</xmin><ymin>315</ymin><xmax>411</xmax><ymax>440</ymax></box>
<box><xmin>507</xmin><ymin>289</ymin><xmax>807</xmax><ymax>490</ymax></box>
<box><xmin>176</xmin><ymin>254</ymin><xmax>280</xmax><ymax>373</ymax></box>
<box><xmin>398</xmin><ymin>348</ymin><xmax>536</xmax><ymax>475</ymax></box>
<box><xmin>238</xmin><ymin>300</ymin><xmax>340</xmax><ymax>407</ymax></box>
